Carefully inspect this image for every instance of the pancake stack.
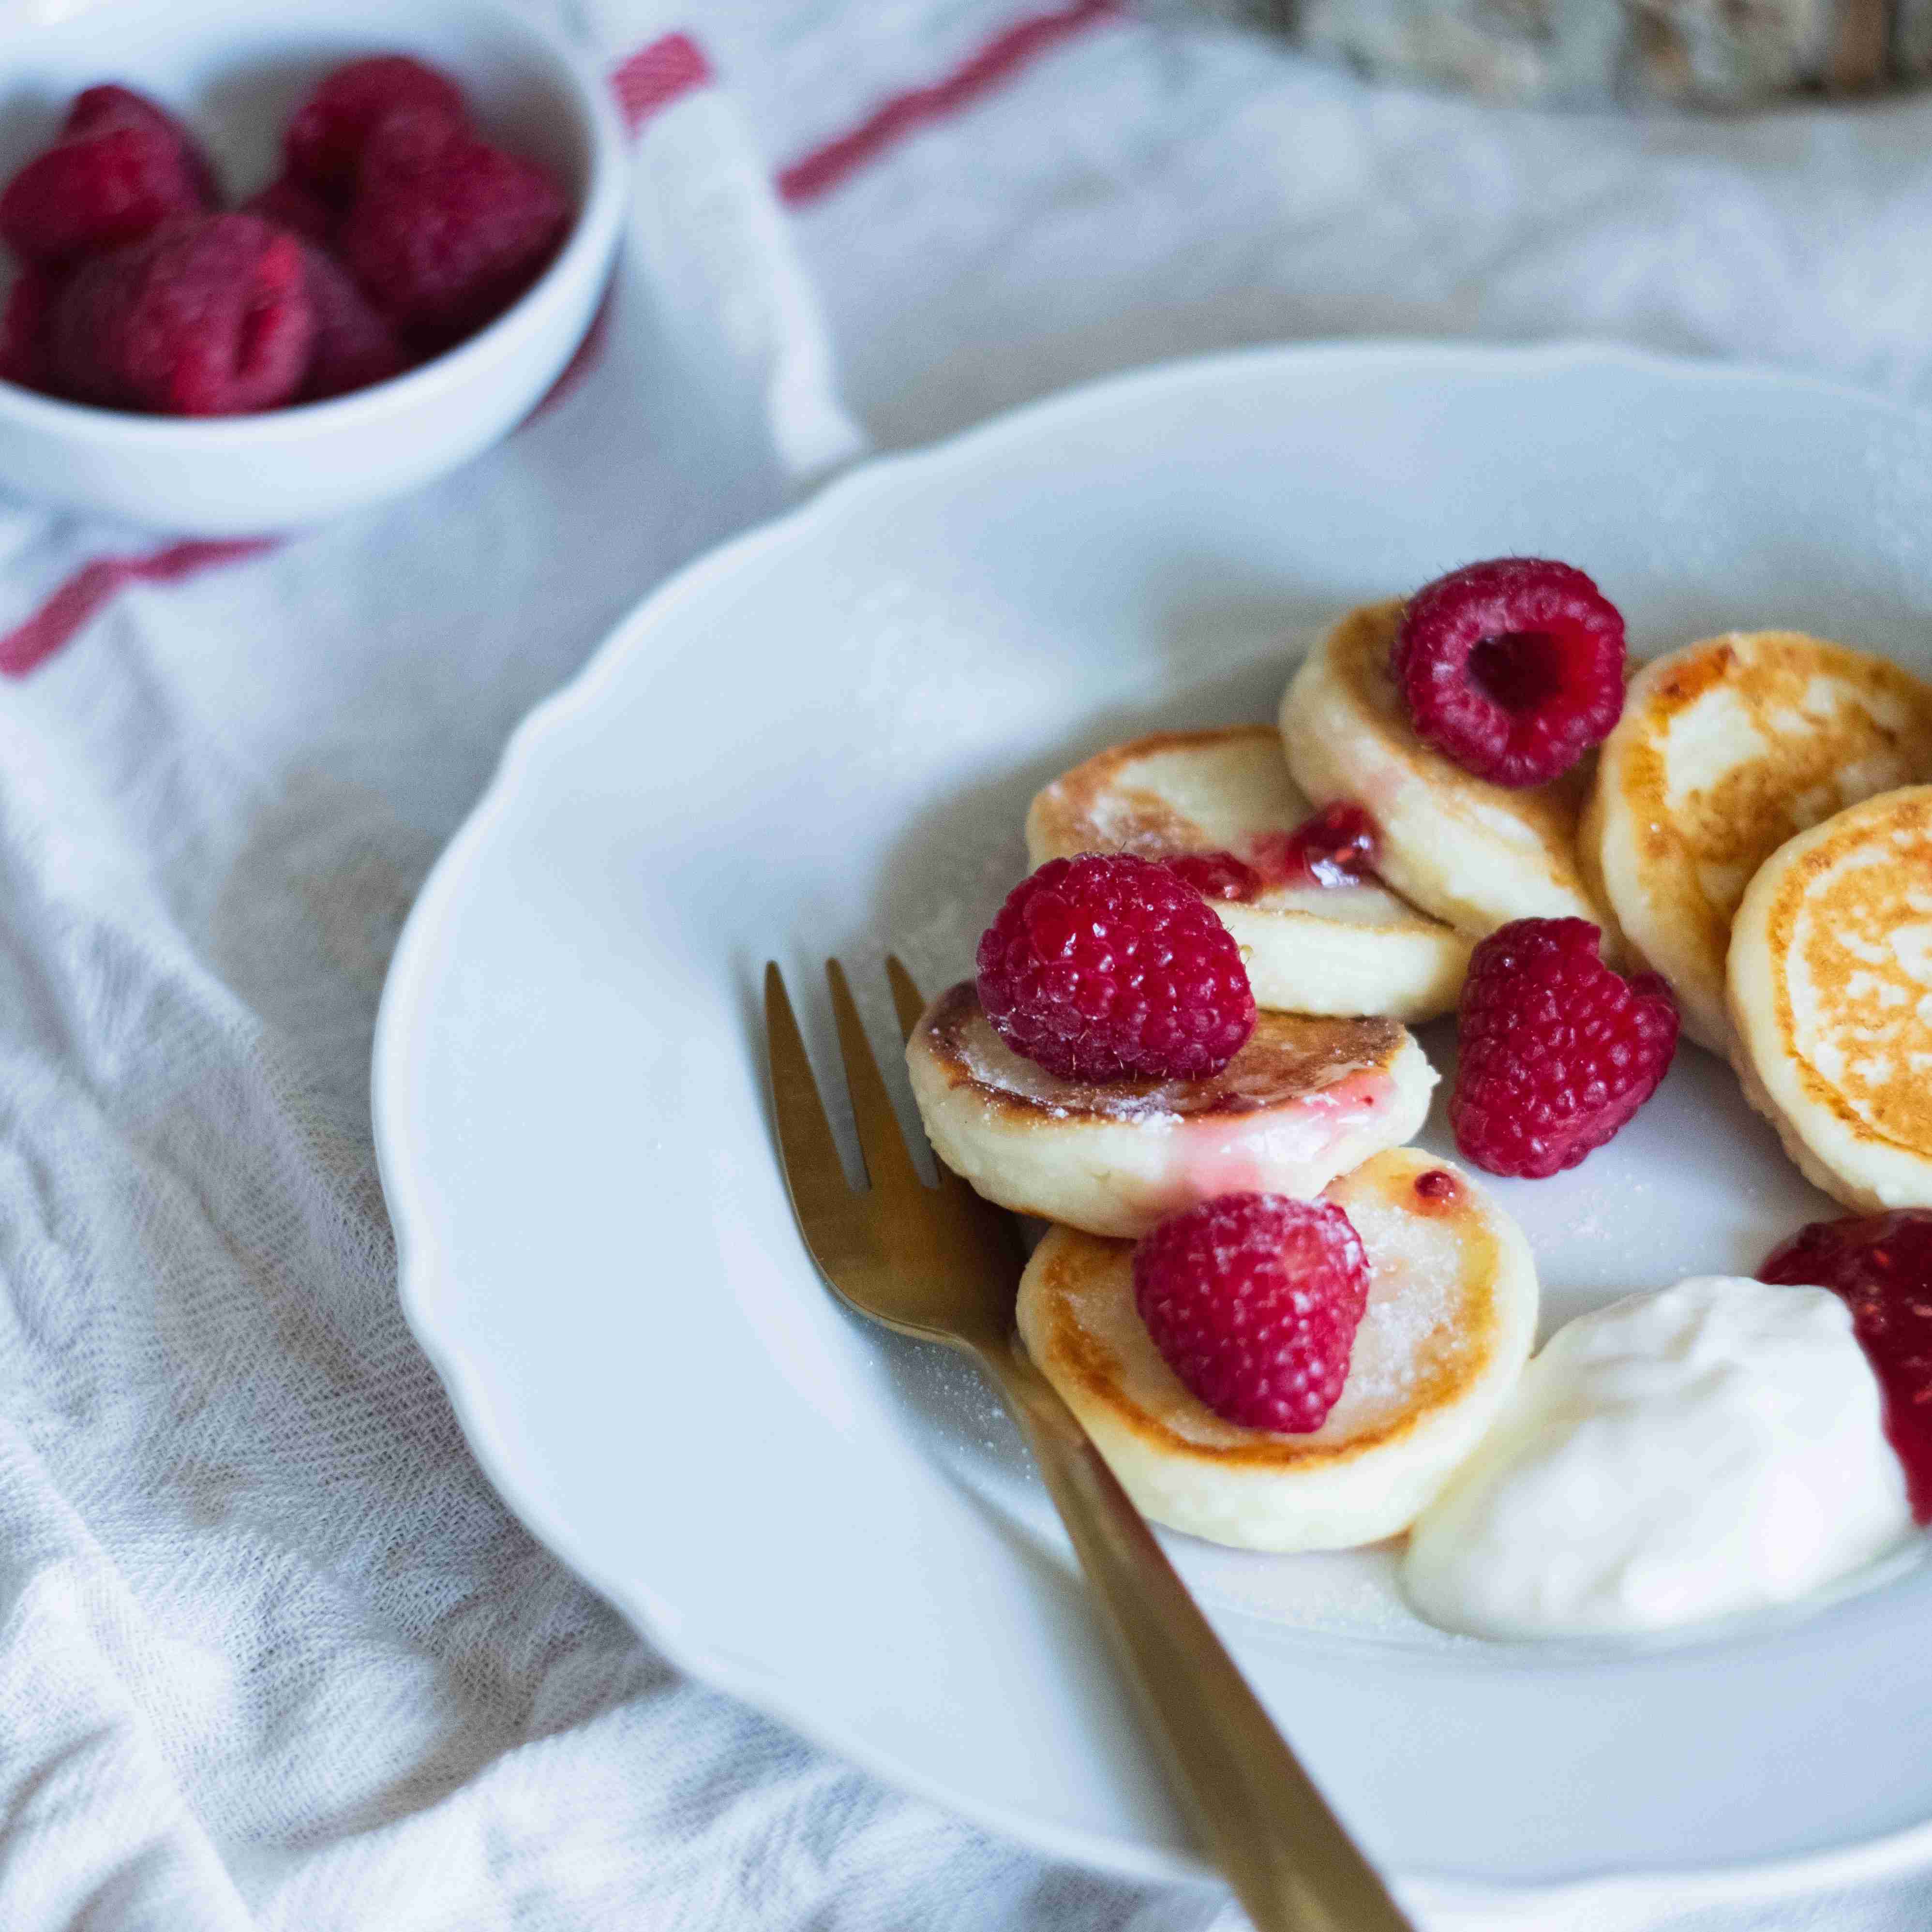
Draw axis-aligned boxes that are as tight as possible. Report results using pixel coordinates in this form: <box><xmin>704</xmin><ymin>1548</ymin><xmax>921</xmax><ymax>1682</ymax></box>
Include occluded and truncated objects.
<box><xmin>907</xmin><ymin>605</ymin><xmax>1565</xmax><ymax>1552</ymax></box>
<box><xmin>1585</xmin><ymin>632</ymin><xmax>1932</xmax><ymax>1053</ymax></box>
<box><xmin>1579</xmin><ymin>630</ymin><xmax>1932</xmax><ymax>1207</ymax></box>
<box><xmin>902</xmin><ymin>591</ymin><xmax>1932</xmax><ymax>1560</ymax></box>
<box><xmin>1026</xmin><ymin>726</ymin><xmax>1472</xmax><ymax>1021</ymax></box>
<box><xmin>1280</xmin><ymin>599</ymin><xmax>1617</xmax><ymax>940</ymax></box>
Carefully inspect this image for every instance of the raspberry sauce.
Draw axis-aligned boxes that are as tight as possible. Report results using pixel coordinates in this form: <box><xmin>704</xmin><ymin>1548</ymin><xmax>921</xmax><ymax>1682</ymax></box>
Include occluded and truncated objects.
<box><xmin>1255</xmin><ymin>803</ymin><xmax>1380</xmax><ymax>890</ymax></box>
<box><xmin>1160</xmin><ymin>851</ymin><xmax>1260</xmax><ymax>901</ymax></box>
<box><xmin>1760</xmin><ymin>1211</ymin><xmax>1932</xmax><ymax>1523</ymax></box>
<box><xmin>1158</xmin><ymin>803</ymin><xmax>1380</xmax><ymax>904</ymax></box>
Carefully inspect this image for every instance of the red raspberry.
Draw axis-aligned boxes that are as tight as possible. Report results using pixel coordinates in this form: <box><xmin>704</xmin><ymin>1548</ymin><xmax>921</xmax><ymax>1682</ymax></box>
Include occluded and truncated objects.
<box><xmin>340</xmin><ymin>119</ymin><xmax>571</xmax><ymax>342</ymax></box>
<box><xmin>0</xmin><ymin>267</ymin><xmax>57</xmax><ymax>393</ymax></box>
<box><xmin>1393</xmin><ymin>558</ymin><xmax>1626</xmax><ymax>788</ymax></box>
<box><xmin>284</xmin><ymin>56</ymin><xmax>468</xmax><ymax>201</ymax></box>
<box><xmin>975</xmin><ymin>854</ymin><xmax>1256</xmax><ymax>1082</ymax></box>
<box><xmin>297</xmin><ymin>245</ymin><xmax>405</xmax><ymax>400</ymax></box>
<box><xmin>358</xmin><ymin>104</ymin><xmax>467</xmax><ymax>185</ymax></box>
<box><xmin>1759</xmin><ymin>1211</ymin><xmax>1932</xmax><ymax>1522</ymax></box>
<box><xmin>1160</xmin><ymin>851</ymin><xmax>1259</xmax><ymax>901</ymax></box>
<box><xmin>0</xmin><ymin>88</ymin><xmax>215</xmax><ymax>266</ymax></box>
<box><xmin>66</xmin><ymin>86</ymin><xmax>221</xmax><ymax>207</ymax></box>
<box><xmin>1450</xmin><ymin>917</ymin><xmax>1678</xmax><ymax>1178</ymax></box>
<box><xmin>241</xmin><ymin>173</ymin><xmax>340</xmax><ymax>248</ymax></box>
<box><xmin>51</xmin><ymin>215</ymin><xmax>314</xmax><ymax>416</ymax></box>
<box><xmin>1133</xmin><ymin>1193</ymin><xmax>1370</xmax><ymax>1432</ymax></box>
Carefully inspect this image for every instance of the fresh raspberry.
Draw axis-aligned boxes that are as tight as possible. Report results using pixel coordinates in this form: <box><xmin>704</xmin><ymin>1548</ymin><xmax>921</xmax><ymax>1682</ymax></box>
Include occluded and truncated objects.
<box><xmin>357</xmin><ymin>103</ymin><xmax>467</xmax><ymax>185</ymax></box>
<box><xmin>297</xmin><ymin>244</ymin><xmax>405</xmax><ymax>400</ymax></box>
<box><xmin>1759</xmin><ymin>1211</ymin><xmax>1932</xmax><ymax>1522</ymax></box>
<box><xmin>1393</xmin><ymin>558</ymin><xmax>1626</xmax><ymax>788</ymax></box>
<box><xmin>0</xmin><ymin>88</ymin><xmax>215</xmax><ymax>266</ymax></box>
<box><xmin>1133</xmin><ymin>1193</ymin><xmax>1370</xmax><ymax>1432</ymax></box>
<box><xmin>1160</xmin><ymin>851</ymin><xmax>1259</xmax><ymax>902</ymax></box>
<box><xmin>283</xmin><ymin>56</ymin><xmax>468</xmax><ymax>201</ymax></box>
<box><xmin>0</xmin><ymin>267</ymin><xmax>57</xmax><ymax>392</ymax></box>
<box><xmin>975</xmin><ymin>854</ymin><xmax>1256</xmax><ymax>1082</ymax></box>
<box><xmin>340</xmin><ymin>119</ymin><xmax>571</xmax><ymax>342</ymax></box>
<box><xmin>1450</xmin><ymin>917</ymin><xmax>1678</xmax><ymax>1177</ymax></box>
<box><xmin>65</xmin><ymin>86</ymin><xmax>221</xmax><ymax>207</ymax></box>
<box><xmin>241</xmin><ymin>173</ymin><xmax>340</xmax><ymax>247</ymax></box>
<box><xmin>51</xmin><ymin>215</ymin><xmax>314</xmax><ymax>416</ymax></box>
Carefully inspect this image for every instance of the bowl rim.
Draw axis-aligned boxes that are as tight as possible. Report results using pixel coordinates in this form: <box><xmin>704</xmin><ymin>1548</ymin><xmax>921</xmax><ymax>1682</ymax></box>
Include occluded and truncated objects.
<box><xmin>0</xmin><ymin>0</ymin><xmax>629</xmax><ymax>445</ymax></box>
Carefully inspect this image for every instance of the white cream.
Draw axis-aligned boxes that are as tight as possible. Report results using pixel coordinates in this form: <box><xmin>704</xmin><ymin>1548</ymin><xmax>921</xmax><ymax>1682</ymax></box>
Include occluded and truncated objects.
<box><xmin>1402</xmin><ymin>1276</ymin><xmax>1913</xmax><ymax>1640</ymax></box>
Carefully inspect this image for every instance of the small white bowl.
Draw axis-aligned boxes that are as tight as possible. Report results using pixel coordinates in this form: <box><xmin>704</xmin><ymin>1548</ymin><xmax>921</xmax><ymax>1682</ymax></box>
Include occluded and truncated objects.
<box><xmin>0</xmin><ymin>0</ymin><xmax>627</xmax><ymax>533</ymax></box>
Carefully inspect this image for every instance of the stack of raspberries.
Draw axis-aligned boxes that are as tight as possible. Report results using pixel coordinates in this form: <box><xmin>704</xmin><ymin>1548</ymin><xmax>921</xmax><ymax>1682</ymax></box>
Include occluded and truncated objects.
<box><xmin>0</xmin><ymin>56</ymin><xmax>573</xmax><ymax>416</ymax></box>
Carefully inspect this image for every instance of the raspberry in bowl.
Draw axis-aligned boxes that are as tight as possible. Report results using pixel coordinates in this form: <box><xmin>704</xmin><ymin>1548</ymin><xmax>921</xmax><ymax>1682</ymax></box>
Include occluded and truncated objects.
<box><xmin>0</xmin><ymin>0</ymin><xmax>625</xmax><ymax>532</ymax></box>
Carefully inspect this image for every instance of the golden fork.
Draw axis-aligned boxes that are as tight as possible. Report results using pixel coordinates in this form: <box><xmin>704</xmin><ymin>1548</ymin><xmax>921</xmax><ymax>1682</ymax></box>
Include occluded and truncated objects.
<box><xmin>764</xmin><ymin>955</ymin><xmax>1417</xmax><ymax>1932</ymax></box>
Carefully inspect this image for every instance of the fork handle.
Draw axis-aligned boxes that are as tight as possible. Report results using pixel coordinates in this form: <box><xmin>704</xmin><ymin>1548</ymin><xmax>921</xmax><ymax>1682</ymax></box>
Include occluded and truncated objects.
<box><xmin>983</xmin><ymin>1340</ymin><xmax>1415</xmax><ymax>1932</ymax></box>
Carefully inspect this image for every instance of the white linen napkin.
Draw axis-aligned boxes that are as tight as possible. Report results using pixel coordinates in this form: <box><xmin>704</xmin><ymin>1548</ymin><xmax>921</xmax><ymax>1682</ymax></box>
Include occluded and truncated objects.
<box><xmin>0</xmin><ymin>0</ymin><xmax>1931</xmax><ymax>1926</ymax></box>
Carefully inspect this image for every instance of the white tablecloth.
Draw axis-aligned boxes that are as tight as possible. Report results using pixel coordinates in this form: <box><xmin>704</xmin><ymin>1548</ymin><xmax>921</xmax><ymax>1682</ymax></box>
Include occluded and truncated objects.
<box><xmin>4</xmin><ymin>0</ymin><xmax>1932</xmax><ymax>1924</ymax></box>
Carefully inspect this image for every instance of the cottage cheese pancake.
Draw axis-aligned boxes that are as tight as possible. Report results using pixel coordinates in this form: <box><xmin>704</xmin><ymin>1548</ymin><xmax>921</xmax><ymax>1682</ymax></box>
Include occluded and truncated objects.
<box><xmin>1015</xmin><ymin>1149</ymin><xmax>1538</xmax><ymax>1551</ymax></box>
<box><xmin>1026</xmin><ymin>727</ymin><xmax>1472</xmax><ymax>1021</ymax></box>
<box><xmin>1729</xmin><ymin>786</ymin><xmax>1932</xmax><ymax>1210</ymax></box>
<box><xmin>1585</xmin><ymin>633</ymin><xmax>1932</xmax><ymax>1054</ymax></box>
<box><xmin>905</xmin><ymin>981</ymin><xmax>1435</xmax><ymax>1239</ymax></box>
<box><xmin>1280</xmin><ymin>600</ymin><xmax>1617</xmax><ymax>943</ymax></box>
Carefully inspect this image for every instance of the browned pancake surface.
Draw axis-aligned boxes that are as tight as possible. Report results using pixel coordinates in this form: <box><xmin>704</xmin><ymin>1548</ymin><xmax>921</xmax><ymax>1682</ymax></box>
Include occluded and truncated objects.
<box><xmin>1761</xmin><ymin>788</ymin><xmax>1932</xmax><ymax>1157</ymax></box>
<box><xmin>1029</xmin><ymin>726</ymin><xmax>1286</xmax><ymax>857</ymax></box>
<box><xmin>920</xmin><ymin>981</ymin><xmax>1404</xmax><ymax>1126</ymax></box>
<box><xmin>1611</xmin><ymin>633</ymin><xmax>1932</xmax><ymax>969</ymax></box>
<box><xmin>1025</xmin><ymin>1152</ymin><xmax>1507</xmax><ymax>1470</ymax></box>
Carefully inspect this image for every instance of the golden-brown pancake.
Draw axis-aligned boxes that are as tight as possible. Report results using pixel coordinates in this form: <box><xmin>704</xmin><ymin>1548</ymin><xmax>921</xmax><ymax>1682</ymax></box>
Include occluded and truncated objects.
<box><xmin>1585</xmin><ymin>632</ymin><xmax>1932</xmax><ymax>1053</ymax></box>
<box><xmin>1015</xmin><ymin>1149</ymin><xmax>1538</xmax><ymax>1551</ymax></box>
<box><xmin>905</xmin><ymin>981</ymin><xmax>1435</xmax><ymax>1239</ymax></box>
<box><xmin>1025</xmin><ymin>726</ymin><xmax>1472</xmax><ymax>1021</ymax></box>
<box><xmin>1729</xmin><ymin>785</ymin><xmax>1932</xmax><ymax>1210</ymax></box>
<box><xmin>1279</xmin><ymin>599</ymin><xmax>1618</xmax><ymax>946</ymax></box>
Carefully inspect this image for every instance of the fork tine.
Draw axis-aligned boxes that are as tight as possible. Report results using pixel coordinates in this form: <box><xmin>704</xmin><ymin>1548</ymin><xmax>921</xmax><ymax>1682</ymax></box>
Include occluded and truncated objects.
<box><xmin>764</xmin><ymin>963</ymin><xmax>864</xmax><ymax>1237</ymax></box>
<box><xmin>884</xmin><ymin>953</ymin><xmax>927</xmax><ymax>1046</ymax></box>
<box><xmin>826</xmin><ymin>958</ymin><xmax>922</xmax><ymax>1197</ymax></box>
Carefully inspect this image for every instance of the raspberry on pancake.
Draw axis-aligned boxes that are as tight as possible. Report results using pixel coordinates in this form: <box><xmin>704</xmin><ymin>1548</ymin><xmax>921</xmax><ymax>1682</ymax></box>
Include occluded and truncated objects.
<box><xmin>905</xmin><ymin>981</ymin><xmax>1436</xmax><ymax>1239</ymax></box>
<box><xmin>1015</xmin><ymin>1149</ymin><xmax>1539</xmax><ymax>1552</ymax></box>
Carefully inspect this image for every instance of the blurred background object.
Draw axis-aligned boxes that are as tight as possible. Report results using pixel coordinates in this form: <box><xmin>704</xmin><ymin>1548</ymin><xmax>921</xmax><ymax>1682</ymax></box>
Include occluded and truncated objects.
<box><xmin>1163</xmin><ymin>0</ymin><xmax>1900</xmax><ymax>104</ymax></box>
<box><xmin>8</xmin><ymin>0</ymin><xmax>1909</xmax><ymax>101</ymax></box>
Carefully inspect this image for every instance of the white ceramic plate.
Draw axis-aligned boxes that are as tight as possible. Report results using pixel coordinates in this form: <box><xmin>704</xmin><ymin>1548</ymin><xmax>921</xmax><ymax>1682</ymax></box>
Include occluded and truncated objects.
<box><xmin>373</xmin><ymin>343</ymin><xmax>1932</xmax><ymax>1914</ymax></box>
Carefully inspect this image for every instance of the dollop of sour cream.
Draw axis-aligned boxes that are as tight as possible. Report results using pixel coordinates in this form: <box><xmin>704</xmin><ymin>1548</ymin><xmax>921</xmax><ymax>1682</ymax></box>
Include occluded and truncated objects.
<box><xmin>1403</xmin><ymin>1276</ymin><xmax>1913</xmax><ymax>1639</ymax></box>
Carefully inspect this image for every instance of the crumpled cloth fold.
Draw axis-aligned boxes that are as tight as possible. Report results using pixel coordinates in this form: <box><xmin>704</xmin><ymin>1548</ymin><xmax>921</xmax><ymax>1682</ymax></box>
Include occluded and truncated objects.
<box><xmin>0</xmin><ymin>0</ymin><xmax>1930</xmax><ymax>1925</ymax></box>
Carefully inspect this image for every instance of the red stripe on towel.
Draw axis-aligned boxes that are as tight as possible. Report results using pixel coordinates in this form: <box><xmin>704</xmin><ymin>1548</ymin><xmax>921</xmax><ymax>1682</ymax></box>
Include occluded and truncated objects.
<box><xmin>611</xmin><ymin>32</ymin><xmax>713</xmax><ymax>132</ymax></box>
<box><xmin>2</xmin><ymin>4</ymin><xmax>1118</xmax><ymax>678</ymax></box>
<box><xmin>776</xmin><ymin>0</ymin><xmax>1118</xmax><ymax>205</ymax></box>
<box><xmin>0</xmin><ymin>538</ymin><xmax>277</xmax><ymax>677</ymax></box>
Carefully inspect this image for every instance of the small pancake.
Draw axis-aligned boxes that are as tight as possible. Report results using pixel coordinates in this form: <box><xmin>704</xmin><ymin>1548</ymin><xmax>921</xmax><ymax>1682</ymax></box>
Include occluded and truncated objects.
<box><xmin>1015</xmin><ymin>1149</ymin><xmax>1539</xmax><ymax>1552</ymax></box>
<box><xmin>906</xmin><ymin>981</ymin><xmax>1436</xmax><ymax>1239</ymax></box>
<box><xmin>1026</xmin><ymin>727</ymin><xmax>1472</xmax><ymax>1022</ymax></box>
<box><xmin>1585</xmin><ymin>632</ymin><xmax>1932</xmax><ymax>1053</ymax></box>
<box><xmin>1729</xmin><ymin>786</ymin><xmax>1932</xmax><ymax>1210</ymax></box>
<box><xmin>1279</xmin><ymin>600</ymin><xmax>1618</xmax><ymax>946</ymax></box>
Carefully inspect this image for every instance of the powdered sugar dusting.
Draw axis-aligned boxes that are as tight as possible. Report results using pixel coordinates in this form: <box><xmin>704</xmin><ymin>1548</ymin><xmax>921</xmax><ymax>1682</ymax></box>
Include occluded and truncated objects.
<box><xmin>1330</xmin><ymin>1187</ymin><xmax>1461</xmax><ymax>1426</ymax></box>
